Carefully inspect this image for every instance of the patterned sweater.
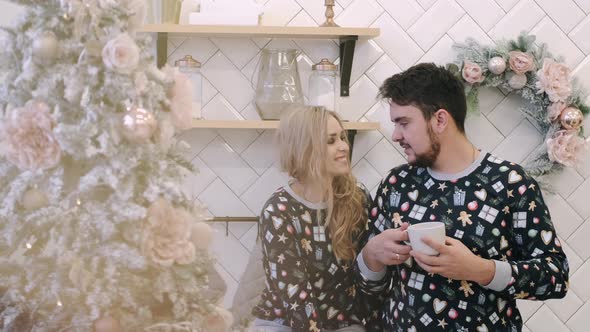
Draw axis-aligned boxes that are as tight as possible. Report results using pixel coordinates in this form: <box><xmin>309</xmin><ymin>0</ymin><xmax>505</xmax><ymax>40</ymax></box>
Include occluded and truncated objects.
<box><xmin>252</xmin><ymin>183</ymin><xmax>381</xmax><ymax>331</ymax></box>
<box><xmin>354</xmin><ymin>152</ymin><xmax>569</xmax><ymax>332</ymax></box>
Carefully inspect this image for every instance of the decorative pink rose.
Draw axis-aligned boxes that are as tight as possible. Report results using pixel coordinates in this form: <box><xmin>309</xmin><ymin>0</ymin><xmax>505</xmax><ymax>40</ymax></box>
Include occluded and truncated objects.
<box><xmin>546</xmin><ymin>130</ymin><xmax>586</xmax><ymax>167</ymax></box>
<box><xmin>0</xmin><ymin>100</ymin><xmax>61</xmax><ymax>171</ymax></box>
<box><xmin>547</xmin><ymin>102</ymin><xmax>566</xmax><ymax>122</ymax></box>
<box><xmin>162</xmin><ymin>66</ymin><xmax>194</xmax><ymax>131</ymax></box>
<box><xmin>203</xmin><ymin>306</ymin><xmax>233</xmax><ymax>332</ymax></box>
<box><xmin>141</xmin><ymin>198</ymin><xmax>196</xmax><ymax>266</ymax></box>
<box><xmin>536</xmin><ymin>58</ymin><xmax>571</xmax><ymax>102</ymax></box>
<box><xmin>102</xmin><ymin>33</ymin><xmax>139</xmax><ymax>74</ymax></box>
<box><xmin>462</xmin><ymin>61</ymin><xmax>485</xmax><ymax>84</ymax></box>
<box><xmin>508</xmin><ymin>51</ymin><xmax>535</xmax><ymax>75</ymax></box>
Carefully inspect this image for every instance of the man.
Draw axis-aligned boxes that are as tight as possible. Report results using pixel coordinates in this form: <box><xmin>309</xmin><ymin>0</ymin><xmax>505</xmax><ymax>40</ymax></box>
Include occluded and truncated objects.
<box><xmin>354</xmin><ymin>63</ymin><xmax>569</xmax><ymax>331</ymax></box>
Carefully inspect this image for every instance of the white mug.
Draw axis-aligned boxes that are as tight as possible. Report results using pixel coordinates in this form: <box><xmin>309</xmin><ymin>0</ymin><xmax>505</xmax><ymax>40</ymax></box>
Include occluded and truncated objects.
<box><xmin>406</xmin><ymin>221</ymin><xmax>446</xmax><ymax>256</ymax></box>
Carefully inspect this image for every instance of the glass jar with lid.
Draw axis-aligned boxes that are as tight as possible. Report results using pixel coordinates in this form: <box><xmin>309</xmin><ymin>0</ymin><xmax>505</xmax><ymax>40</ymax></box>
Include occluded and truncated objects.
<box><xmin>308</xmin><ymin>58</ymin><xmax>339</xmax><ymax>112</ymax></box>
<box><xmin>174</xmin><ymin>54</ymin><xmax>202</xmax><ymax>119</ymax></box>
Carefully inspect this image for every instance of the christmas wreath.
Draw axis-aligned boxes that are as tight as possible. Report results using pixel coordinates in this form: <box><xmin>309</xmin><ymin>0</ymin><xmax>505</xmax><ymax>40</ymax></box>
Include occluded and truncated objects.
<box><xmin>448</xmin><ymin>33</ymin><xmax>589</xmax><ymax>176</ymax></box>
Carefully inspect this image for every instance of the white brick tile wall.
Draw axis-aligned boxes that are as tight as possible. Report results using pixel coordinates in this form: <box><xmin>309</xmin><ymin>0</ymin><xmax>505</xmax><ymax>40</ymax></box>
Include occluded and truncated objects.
<box><xmin>569</xmin><ymin>15</ymin><xmax>590</xmax><ymax>55</ymax></box>
<box><xmin>544</xmin><ymin>193</ymin><xmax>584</xmax><ymax>239</ymax></box>
<box><xmin>570</xmin><ymin>260</ymin><xmax>590</xmax><ymax>301</ymax></box>
<box><xmin>338</xmin><ymin>75</ymin><xmax>380</xmax><ymax>120</ymax></box>
<box><xmin>531</xmin><ymin>17</ymin><xmax>586</xmax><ymax>68</ymax></box>
<box><xmin>487</xmin><ymin>94</ymin><xmax>526</xmax><ymax>136</ymax></box>
<box><xmin>526</xmin><ymin>305</ymin><xmax>569</xmax><ymax>331</ymax></box>
<box><xmin>376</xmin><ymin>0</ymin><xmax>424</xmax><ymax>29</ymax></box>
<box><xmin>372</xmin><ymin>13</ymin><xmax>424</xmax><ymax>69</ymax></box>
<box><xmin>352</xmin><ymin>158</ymin><xmax>382</xmax><ymax>190</ymax></box>
<box><xmin>492</xmin><ymin>120</ymin><xmax>541</xmax><ymax>163</ymax></box>
<box><xmin>488</xmin><ymin>0</ymin><xmax>544</xmax><ymax>41</ymax></box>
<box><xmin>465</xmin><ymin>112</ymin><xmax>504</xmax><ymax>152</ymax></box>
<box><xmin>199</xmin><ymin>137</ymin><xmax>259</xmax><ymax>195</ymax></box>
<box><xmin>545</xmin><ymin>290</ymin><xmax>583</xmax><ymax>323</ymax></box>
<box><xmin>417</xmin><ymin>34</ymin><xmax>457</xmax><ymax>65</ymax></box>
<box><xmin>202</xmin><ymin>52</ymin><xmax>255</xmax><ymax>112</ymax></box>
<box><xmin>569</xmin><ymin>178</ymin><xmax>590</xmax><ymax>220</ymax></box>
<box><xmin>574</xmin><ymin>0</ymin><xmax>590</xmax><ymax>14</ymax></box>
<box><xmin>335</xmin><ymin>0</ymin><xmax>383</xmax><ymax>27</ymax></box>
<box><xmin>447</xmin><ymin>15</ymin><xmax>495</xmax><ymax>45</ymax></box>
<box><xmin>494</xmin><ymin>0</ymin><xmax>519</xmax><ymax>12</ymax></box>
<box><xmin>365</xmin><ymin>139</ymin><xmax>407</xmax><ymax>175</ymax></box>
<box><xmin>566</xmin><ymin>299</ymin><xmax>590</xmax><ymax>331</ymax></box>
<box><xmin>543</xmin><ymin>166</ymin><xmax>584</xmax><ymax>198</ymax></box>
<box><xmin>261</xmin><ymin>0</ymin><xmax>301</xmax><ymax>26</ymax></box>
<box><xmin>567</xmin><ymin>217</ymin><xmax>590</xmax><ymax>260</ymax></box>
<box><xmin>456</xmin><ymin>0</ymin><xmax>504</xmax><ymax>32</ymax></box>
<box><xmin>365</xmin><ymin>54</ymin><xmax>402</xmax><ymax>88</ymax></box>
<box><xmin>407</xmin><ymin>0</ymin><xmax>464</xmax><ymax>51</ymax></box>
<box><xmin>534</xmin><ymin>0</ymin><xmax>585</xmax><ymax>33</ymax></box>
<box><xmin>350</xmin><ymin>125</ymin><xmax>383</xmax><ymax>167</ymax></box>
<box><xmin>561</xmin><ymin>239</ymin><xmax>584</xmax><ymax>274</ymax></box>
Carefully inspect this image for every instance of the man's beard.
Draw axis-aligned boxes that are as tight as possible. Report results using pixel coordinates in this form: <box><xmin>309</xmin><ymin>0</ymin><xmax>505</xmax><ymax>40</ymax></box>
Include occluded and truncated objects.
<box><xmin>410</xmin><ymin>125</ymin><xmax>441</xmax><ymax>168</ymax></box>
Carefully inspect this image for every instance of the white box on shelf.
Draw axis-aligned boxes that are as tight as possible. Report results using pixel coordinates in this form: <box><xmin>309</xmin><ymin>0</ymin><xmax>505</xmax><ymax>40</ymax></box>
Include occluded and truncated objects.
<box><xmin>188</xmin><ymin>13</ymin><xmax>259</xmax><ymax>26</ymax></box>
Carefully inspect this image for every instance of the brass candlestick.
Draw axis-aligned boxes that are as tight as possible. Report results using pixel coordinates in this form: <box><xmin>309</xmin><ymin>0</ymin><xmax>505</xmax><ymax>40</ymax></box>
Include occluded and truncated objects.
<box><xmin>320</xmin><ymin>0</ymin><xmax>339</xmax><ymax>27</ymax></box>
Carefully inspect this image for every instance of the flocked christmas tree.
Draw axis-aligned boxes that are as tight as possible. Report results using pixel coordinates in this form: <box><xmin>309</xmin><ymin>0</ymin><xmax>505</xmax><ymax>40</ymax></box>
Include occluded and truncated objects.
<box><xmin>0</xmin><ymin>1</ymin><xmax>231</xmax><ymax>330</ymax></box>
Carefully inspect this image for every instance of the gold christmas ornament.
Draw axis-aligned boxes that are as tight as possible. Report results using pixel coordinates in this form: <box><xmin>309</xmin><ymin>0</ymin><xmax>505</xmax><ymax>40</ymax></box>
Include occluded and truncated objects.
<box><xmin>559</xmin><ymin>106</ymin><xmax>584</xmax><ymax>130</ymax></box>
<box><xmin>120</xmin><ymin>106</ymin><xmax>157</xmax><ymax>144</ymax></box>
<box><xmin>32</xmin><ymin>31</ymin><xmax>59</xmax><ymax>64</ymax></box>
<box><xmin>21</xmin><ymin>187</ymin><xmax>49</xmax><ymax>211</ymax></box>
<box><xmin>488</xmin><ymin>56</ymin><xmax>506</xmax><ymax>75</ymax></box>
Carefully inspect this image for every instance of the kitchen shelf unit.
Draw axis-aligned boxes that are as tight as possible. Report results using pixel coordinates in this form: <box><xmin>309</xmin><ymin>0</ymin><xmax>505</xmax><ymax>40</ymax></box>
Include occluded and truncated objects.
<box><xmin>138</xmin><ymin>24</ymin><xmax>380</xmax><ymax>97</ymax></box>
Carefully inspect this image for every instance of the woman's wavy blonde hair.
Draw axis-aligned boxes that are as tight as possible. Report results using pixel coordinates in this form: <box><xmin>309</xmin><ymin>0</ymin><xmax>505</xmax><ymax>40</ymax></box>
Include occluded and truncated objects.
<box><xmin>277</xmin><ymin>105</ymin><xmax>367</xmax><ymax>261</ymax></box>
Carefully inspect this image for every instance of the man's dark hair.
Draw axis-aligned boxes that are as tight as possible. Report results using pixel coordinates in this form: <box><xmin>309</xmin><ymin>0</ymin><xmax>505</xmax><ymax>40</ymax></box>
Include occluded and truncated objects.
<box><xmin>379</xmin><ymin>63</ymin><xmax>467</xmax><ymax>133</ymax></box>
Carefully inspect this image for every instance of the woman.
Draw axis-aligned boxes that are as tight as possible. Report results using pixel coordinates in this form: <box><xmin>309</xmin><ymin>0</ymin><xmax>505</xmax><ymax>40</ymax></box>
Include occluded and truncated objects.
<box><xmin>250</xmin><ymin>106</ymin><xmax>380</xmax><ymax>331</ymax></box>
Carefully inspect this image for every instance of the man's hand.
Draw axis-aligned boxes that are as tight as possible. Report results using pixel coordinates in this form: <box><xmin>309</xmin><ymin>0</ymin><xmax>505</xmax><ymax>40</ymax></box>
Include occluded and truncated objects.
<box><xmin>411</xmin><ymin>236</ymin><xmax>495</xmax><ymax>285</ymax></box>
<box><xmin>362</xmin><ymin>223</ymin><xmax>411</xmax><ymax>272</ymax></box>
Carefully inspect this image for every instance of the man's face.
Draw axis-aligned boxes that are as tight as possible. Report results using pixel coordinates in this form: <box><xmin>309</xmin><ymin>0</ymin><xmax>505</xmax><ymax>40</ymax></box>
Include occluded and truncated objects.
<box><xmin>389</xmin><ymin>102</ymin><xmax>441</xmax><ymax>167</ymax></box>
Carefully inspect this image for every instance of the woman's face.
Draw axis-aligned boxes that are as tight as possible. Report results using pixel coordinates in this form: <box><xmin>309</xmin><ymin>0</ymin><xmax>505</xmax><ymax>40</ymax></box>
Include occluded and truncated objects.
<box><xmin>325</xmin><ymin>115</ymin><xmax>350</xmax><ymax>177</ymax></box>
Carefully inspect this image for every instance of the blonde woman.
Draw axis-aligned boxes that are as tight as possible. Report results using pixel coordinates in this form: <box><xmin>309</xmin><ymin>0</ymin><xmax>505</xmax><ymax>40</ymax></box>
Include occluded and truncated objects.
<box><xmin>250</xmin><ymin>106</ymin><xmax>381</xmax><ymax>332</ymax></box>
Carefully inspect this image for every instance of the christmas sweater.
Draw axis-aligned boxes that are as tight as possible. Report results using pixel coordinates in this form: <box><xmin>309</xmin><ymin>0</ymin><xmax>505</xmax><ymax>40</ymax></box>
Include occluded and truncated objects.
<box><xmin>354</xmin><ymin>152</ymin><xmax>569</xmax><ymax>332</ymax></box>
<box><xmin>252</xmin><ymin>183</ymin><xmax>382</xmax><ymax>331</ymax></box>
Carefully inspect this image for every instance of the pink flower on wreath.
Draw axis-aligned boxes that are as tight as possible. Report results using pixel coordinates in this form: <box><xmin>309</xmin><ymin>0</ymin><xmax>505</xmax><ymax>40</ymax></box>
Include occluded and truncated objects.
<box><xmin>536</xmin><ymin>58</ymin><xmax>571</xmax><ymax>103</ymax></box>
<box><xmin>546</xmin><ymin>130</ymin><xmax>586</xmax><ymax>167</ymax></box>
<box><xmin>0</xmin><ymin>100</ymin><xmax>61</xmax><ymax>171</ymax></box>
<box><xmin>462</xmin><ymin>61</ymin><xmax>485</xmax><ymax>84</ymax></box>
<box><xmin>508</xmin><ymin>51</ymin><xmax>535</xmax><ymax>75</ymax></box>
<box><xmin>141</xmin><ymin>198</ymin><xmax>196</xmax><ymax>267</ymax></box>
<box><xmin>547</xmin><ymin>102</ymin><xmax>566</xmax><ymax>122</ymax></box>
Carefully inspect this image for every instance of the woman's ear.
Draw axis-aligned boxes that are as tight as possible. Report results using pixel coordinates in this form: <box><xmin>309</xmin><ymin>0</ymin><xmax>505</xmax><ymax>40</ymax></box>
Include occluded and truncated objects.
<box><xmin>431</xmin><ymin>109</ymin><xmax>450</xmax><ymax>134</ymax></box>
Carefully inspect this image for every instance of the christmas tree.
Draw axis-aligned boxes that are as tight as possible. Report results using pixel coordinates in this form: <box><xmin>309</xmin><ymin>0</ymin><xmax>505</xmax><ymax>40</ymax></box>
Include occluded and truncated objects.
<box><xmin>0</xmin><ymin>1</ymin><xmax>230</xmax><ymax>330</ymax></box>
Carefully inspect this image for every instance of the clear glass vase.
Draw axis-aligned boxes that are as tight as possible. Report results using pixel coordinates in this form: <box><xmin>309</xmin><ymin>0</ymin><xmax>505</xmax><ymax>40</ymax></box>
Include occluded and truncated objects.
<box><xmin>146</xmin><ymin>0</ymin><xmax>182</xmax><ymax>24</ymax></box>
<box><xmin>255</xmin><ymin>49</ymin><xmax>304</xmax><ymax>120</ymax></box>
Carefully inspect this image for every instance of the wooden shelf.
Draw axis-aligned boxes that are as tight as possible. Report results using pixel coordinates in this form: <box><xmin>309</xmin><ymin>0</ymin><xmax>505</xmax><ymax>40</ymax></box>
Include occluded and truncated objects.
<box><xmin>139</xmin><ymin>24</ymin><xmax>379</xmax><ymax>39</ymax></box>
<box><xmin>191</xmin><ymin>120</ymin><xmax>380</xmax><ymax>130</ymax></box>
<box><xmin>140</xmin><ymin>24</ymin><xmax>380</xmax><ymax>97</ymax></box>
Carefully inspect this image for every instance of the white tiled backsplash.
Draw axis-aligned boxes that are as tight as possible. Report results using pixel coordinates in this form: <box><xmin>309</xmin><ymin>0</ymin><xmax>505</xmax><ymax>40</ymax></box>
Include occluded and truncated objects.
<box><xmin>167</xmin><ymin>0</ymin><xmax>590</xmax><ymax>330</ymax></box>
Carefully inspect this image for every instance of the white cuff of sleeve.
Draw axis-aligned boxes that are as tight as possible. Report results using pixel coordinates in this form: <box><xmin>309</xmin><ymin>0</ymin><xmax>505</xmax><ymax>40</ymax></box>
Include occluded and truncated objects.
<box><xmin>481</xmin><ymin>260</ymin><xmax>512</xmax><ymax>292</ymax></box>
<box><xmin>357</xmin><ymin>251</ymin><xmax>386</xmax><ymax>281</ymax></box>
